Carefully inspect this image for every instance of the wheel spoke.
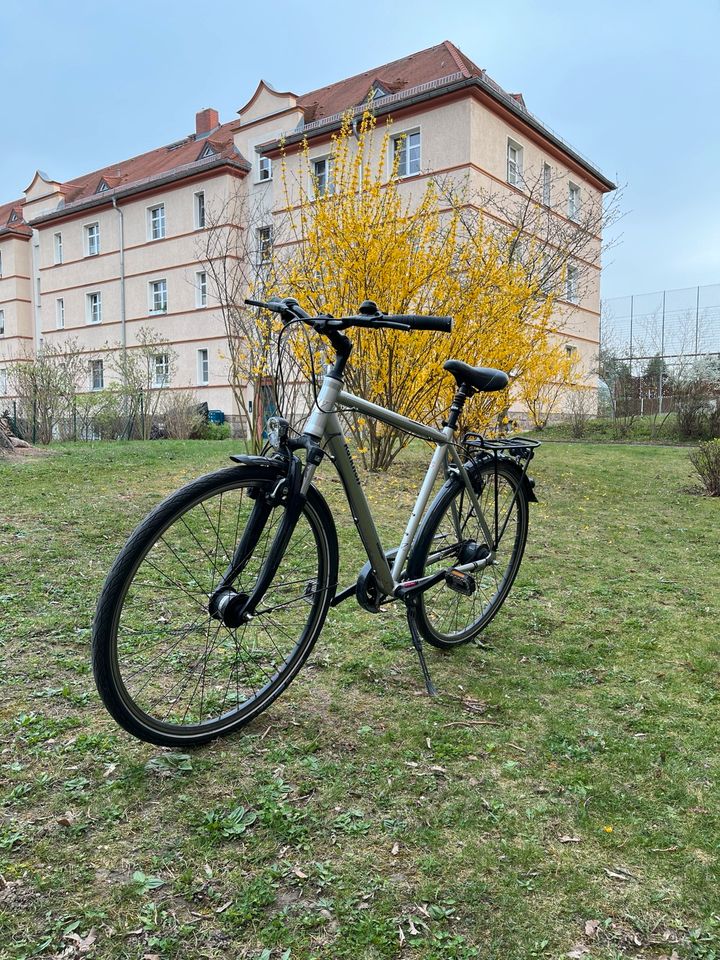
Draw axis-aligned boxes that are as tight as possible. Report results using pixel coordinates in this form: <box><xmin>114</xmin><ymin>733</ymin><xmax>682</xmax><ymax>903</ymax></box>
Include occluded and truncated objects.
<box><xmin>417</xmin><ymin>467</ymin><xmax>527</xmax><ymax>643</ymax></box>
<box><xmin>104</xmin><ymin>475</ymin><xmax>330</xmax><ymax>737</ymax></box>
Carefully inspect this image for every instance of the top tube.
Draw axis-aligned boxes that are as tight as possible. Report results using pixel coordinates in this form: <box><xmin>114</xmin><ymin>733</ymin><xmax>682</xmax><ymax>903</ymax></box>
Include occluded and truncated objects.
<box><xmin>335</xmin><ymin>389</ymin><xmax>448</xmax><ymax>446</ymax></box>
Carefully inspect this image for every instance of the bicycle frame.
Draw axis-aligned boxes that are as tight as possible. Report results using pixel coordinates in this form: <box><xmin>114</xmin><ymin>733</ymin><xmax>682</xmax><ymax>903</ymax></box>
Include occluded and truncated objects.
<box><xmin>300</xmin><ymin>374</ymin><xmax>495</xmax><ymax>599</ymax></box>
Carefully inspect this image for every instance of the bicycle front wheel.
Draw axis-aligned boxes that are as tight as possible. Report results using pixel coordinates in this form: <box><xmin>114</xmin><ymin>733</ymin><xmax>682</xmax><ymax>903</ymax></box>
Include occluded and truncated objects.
<box><xmin>407</xmin><ymin>461</ymin><xmax>529</xmax><ymax>648</ymax></box>
<box><xmin>92</xmin><ymin>466</ymin><xmax>337</xmax><ymax>746</ymax></box>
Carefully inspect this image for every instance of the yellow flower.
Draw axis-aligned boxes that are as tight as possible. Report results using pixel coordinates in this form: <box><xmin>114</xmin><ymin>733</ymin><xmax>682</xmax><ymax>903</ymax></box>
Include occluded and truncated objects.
<box><xmin>603</xmin><ymin>825</ymin><xmax>613</xmax><ymax>833</ymax></box>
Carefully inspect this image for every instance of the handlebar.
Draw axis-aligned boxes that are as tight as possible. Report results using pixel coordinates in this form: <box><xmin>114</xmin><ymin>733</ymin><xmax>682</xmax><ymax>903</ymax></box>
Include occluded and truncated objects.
<box><xmin>244</xmin><ymin>297</ymin><xmax>452</xmax><ymax>335</ymax></box>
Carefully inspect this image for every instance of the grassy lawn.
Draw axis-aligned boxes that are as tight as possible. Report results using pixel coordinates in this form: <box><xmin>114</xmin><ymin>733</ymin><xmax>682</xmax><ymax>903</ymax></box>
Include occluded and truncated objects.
<box><xmin>0</xmin><ymin>439</ymin><xmax>718</xmax><ymax>960</ymax></box>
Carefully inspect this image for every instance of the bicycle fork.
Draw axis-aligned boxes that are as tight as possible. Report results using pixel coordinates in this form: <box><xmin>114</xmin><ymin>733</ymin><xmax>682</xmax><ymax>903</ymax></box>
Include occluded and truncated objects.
<box><xmin>209</xmin><ymin>456</ymin><xmax>305</xmax><ymax>628</ymax></box>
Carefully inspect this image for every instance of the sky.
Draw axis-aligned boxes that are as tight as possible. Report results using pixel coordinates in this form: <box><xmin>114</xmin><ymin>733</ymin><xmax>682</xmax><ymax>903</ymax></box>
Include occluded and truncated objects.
<box><xmin>1</xmin><ymin>0</ymin><xmax>719</xmax><ymax>301</ymax></box>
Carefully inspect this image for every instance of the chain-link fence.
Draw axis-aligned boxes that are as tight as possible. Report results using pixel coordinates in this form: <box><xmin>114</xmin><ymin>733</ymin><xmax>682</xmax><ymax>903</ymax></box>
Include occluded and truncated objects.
<box><xmin>600</xmin><ymin>283</ymin><xmax>720</xmax><ymax>422</ymax></box>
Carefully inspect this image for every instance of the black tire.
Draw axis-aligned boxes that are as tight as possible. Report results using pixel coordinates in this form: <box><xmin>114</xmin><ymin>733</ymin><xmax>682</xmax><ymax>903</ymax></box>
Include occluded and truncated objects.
<box><xmin>92</xmin><ymin>466</ymin><xmax>338</xmax><ymax>747</ymax></box>
<box><xmin>407</xmin><ymin>461</ymin><xmax>529</xmax><ymax>649</ymax></box>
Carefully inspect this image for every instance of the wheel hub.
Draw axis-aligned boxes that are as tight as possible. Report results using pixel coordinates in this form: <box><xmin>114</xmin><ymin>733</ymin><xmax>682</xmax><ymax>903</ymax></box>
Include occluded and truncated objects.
<box><xmin>458</xmin><ymin>540</ymin><xmax>491</xmax><ymax>564</ymax></box>
<box><xmin>209</xmin><ymin>589</ymin><xmax>251</xmax><ymax>628</ymax></box>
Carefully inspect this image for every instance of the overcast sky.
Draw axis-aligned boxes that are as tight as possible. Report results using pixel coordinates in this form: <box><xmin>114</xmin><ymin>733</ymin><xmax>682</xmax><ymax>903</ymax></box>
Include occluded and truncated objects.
<box><xmin>2</xmin><ymin>0</ymin><xmax>718</xmax><ymax>301</ymax></box>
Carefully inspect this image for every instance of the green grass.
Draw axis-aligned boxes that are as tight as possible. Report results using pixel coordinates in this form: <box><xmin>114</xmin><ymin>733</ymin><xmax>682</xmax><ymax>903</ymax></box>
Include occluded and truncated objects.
<box><xmin>533</xmin><ymin>413</ymin><xmax>697</xmax><ymax>444</ymax></box>
<box><xmin>1</xmin><ymin>439</ymin><xmax>718</xmax><ymax>959</ymax></box>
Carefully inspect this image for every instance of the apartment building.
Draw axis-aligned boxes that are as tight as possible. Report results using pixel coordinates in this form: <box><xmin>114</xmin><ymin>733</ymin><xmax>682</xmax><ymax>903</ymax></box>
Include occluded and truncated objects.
<box><xmin>0</xmin><ymin>40</ymin><xmax>615</xmax><ymax>425</ymax></box>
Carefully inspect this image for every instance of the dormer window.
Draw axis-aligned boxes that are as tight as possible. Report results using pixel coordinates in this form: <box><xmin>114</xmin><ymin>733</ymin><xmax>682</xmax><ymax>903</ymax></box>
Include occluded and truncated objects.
<box><xmin>199</xmin><ymin>142</ymin><xmax>217</xmax><ymax>160</ymax></box>
<box><xmin>364</xmin><ymin>80</ymin><xmax>390</xmax><ymax>103</ymax></box>
<box><xmin>8</xmin><ymin>211</ymin><xmax>18</xmax><ymax>223</ymax></box>
<box><xmin>97</xmin><ymin>179</ymin><xmax>109</xmax><ymax>193</ymax></box>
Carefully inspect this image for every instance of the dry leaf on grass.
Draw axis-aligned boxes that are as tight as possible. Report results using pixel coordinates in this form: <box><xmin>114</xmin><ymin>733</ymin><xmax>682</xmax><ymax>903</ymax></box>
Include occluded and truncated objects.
<box><xmin>566</xmin><ymin>945</ymin><xmax>589</xmax><ymax>958</ymax></box>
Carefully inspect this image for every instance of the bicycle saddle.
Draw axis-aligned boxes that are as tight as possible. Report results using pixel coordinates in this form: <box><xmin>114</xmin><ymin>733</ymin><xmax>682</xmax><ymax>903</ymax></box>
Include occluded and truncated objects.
<box><xmin>443</xmin><ymin>360</ymin><xmax>509</xmax><ymax>394</ymax></box>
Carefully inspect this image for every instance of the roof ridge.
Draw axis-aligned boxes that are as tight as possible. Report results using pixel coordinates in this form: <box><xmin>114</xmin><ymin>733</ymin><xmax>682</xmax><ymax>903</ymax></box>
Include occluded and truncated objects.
<box><xmin>442</xmin><ymin>40</ymin><xmax>472</xmax><ymax>79</ymax></box>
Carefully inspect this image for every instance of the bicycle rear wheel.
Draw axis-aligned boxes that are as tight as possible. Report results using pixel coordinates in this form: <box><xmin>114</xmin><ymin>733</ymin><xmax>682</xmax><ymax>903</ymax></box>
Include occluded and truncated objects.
<box><xmin>92</xmin><ymin>466</ymin><xmax>337</xmax><ymax>746</ymax></box>
<box><xmin>407</xmin><ymin>461</ymin><xmax>529</xmax><ymax>648</ymax></box>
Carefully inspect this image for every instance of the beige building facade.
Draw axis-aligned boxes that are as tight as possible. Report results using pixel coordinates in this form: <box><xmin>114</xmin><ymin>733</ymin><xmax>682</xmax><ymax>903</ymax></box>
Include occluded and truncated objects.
<box><xmin>0</xmin><ymin>41</ymin><xmax>614</xmax><ymax>429</ymax></box>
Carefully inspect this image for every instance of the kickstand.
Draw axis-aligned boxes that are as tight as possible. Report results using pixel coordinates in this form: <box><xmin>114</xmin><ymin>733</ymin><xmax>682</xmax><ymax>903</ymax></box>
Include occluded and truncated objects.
<box><xmin>407</xmin><ymin>603</ymin><xmax>438</xmax><ymax>697</ymax></box>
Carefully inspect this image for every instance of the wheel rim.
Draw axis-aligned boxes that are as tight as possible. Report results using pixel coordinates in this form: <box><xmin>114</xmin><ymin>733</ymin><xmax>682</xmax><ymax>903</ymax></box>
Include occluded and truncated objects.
<box><xmin>419</xmin><ymin>468</ymin><xmax>524</xmax><ymax>642</ymax></box>
<box><xmin>110</xmin><ymin>479</ymin><xmax>327</xmax><ymax>735</ymax></box>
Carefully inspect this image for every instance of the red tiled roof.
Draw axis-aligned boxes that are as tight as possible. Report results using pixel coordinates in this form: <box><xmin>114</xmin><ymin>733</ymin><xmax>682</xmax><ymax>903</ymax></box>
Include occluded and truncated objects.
<box><xmin>296</xmin><ymin>41</ymin><xmax>484</xmax><ymax>123</ymax></box>
<box><xmin>0</xmin><ymin>199</ymin><xmax>31</xmax><ymax>237</ymax></box>
<box><xmin>58</xmin><ymin>124</ymin><xmax>244</xmax><ymax>207</ymax></box>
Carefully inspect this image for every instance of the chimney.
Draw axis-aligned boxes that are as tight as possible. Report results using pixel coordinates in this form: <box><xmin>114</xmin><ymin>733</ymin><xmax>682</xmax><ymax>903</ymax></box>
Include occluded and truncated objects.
<box><xmin>196</xmin><ymin>108</ymin><xmax>219</xmax><ymax>136</ymax></box>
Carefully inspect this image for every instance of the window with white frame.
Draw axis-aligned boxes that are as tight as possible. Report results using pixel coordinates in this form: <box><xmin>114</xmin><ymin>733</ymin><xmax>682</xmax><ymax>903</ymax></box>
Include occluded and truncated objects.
<box><xmin>85</xmin><ymin>222</ymin><xmax>100</xmax><ymax>256</ymax></box>
<box><xmin>90</xmin><ymin>359</ymin><xmax>104</xmax><ymax>391</ymax></box>
<box><xmin>392</xmin><ymin>130</ymin><xmax>420</xmax><ymax>177</ymax></box>
<box><xmin>257</xmin><ymin>225</ymin><xmax>273</xmax><ymax>264</ymax></box>
<box><xmin>153</xmin><ymin>353</ymin><xmax>170</xmax><ymax>387</ymax></box>
<box><xmin>542</xmin><ymin>163</ymin><xmax>552</xmax><ymax>205</ymax></box>
<box><xmin>0</xmin><ymin>368</ymin><xmax>7</xmax><ymax>395</ymax></box>
<box><xmin>258</xmin><ymin>156</ymin><xmax>272</xmax><ymax>182</ymax></box>
<box><xmin>313</xmin><ymin>156</ymin><xmax>334</xmax><ymax>196</ymax></box>
<box><xmin>568</xmin><ymin>183</ymin><xmax>581</xmax><ymax>221</ymax></box>
<box><xmin>197</xmin><ymin>348</ymin><xmax>209</xmax><ymax>385</ymax></box>
<box><xmin>0</xmin><ymin>309</ymin><xmax>5</xmax><ymax>335</ymax></box>
<box><xmin>54</xmin><ymin>232</ymin><xmax>63</xmax><ymax>264</ymax></box>
<box><xmin>196</xmin><ymin>271</ymin><xmax>208</xmax><ymax>307</ymax></box>
<box><xmin>507</xmin><ymin>139</ymin><xmax>523</xmax><ymax>186</ymax></box>
<box><xmin>86</xmin><ymin>291</ymin><xmax>102</xmax><ymax>324</ymax></box>
<box><xmin>56</xmin><ymin>298</ymin><xmax>65</xmax><ymax>329</ymax></box>
<box><xmin>149</xmin><ymin>279</ymin><xmax>168</xmax><ymax>313</ymax></box>
<box><xmin>194</xmin><ymin>191</ymin><xmax>206</xmax><ymax>229</ymax></box>
<box><xmin>566</xmin><ymin>264</ymin><xmax>579</xmax><ymax>303</ymax></box>
<box><xmin>148</xmin><ymin>204</ymin><xmax>166</xmax><ymax>240</ymax></box>
<box><xmin>0</xmin><ymin>250</ymin><xmax>3</xmax><ymax>277</ymax></box>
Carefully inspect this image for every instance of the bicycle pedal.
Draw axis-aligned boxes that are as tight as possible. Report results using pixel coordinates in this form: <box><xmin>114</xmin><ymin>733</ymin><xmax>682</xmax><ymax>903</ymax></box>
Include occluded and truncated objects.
<box><xmin>444</xmin><ymin>569</ymin><xmax>476</xmax><ymax>596</ymax></box>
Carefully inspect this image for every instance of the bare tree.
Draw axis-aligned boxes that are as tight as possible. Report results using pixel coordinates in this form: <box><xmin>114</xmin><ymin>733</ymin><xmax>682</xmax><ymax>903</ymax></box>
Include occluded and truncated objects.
<box><xmin>199</xmin><ymin>187</ymin><xmax>290</xmax><ymax>451</ymax></box>
<box><xmin>107</xmin><ymin>328</ymin><xmax>177</xmax><ymax>440</ymax></box>
<box><xmin>436</xmin><ymin>164</ymin><xmax>621</xmax><ymax>310</ymax></box>
<box><xmin>8</xmin><ymin>338</ymin><xmax>89</xmax><ymax>444</ymax></box>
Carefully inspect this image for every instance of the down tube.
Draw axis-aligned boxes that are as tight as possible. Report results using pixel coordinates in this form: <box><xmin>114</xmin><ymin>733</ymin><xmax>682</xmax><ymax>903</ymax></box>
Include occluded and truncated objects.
<box><xmin>323</xmin><ymin>412</ymin><xmax>395</xmax><ymax>596</ymax></box>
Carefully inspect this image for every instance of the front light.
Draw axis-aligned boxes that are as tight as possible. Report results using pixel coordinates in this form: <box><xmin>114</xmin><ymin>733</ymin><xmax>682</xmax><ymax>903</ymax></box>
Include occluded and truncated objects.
<box><xmin>267</xmin><ymin>416</ymin><xmax>290</xmax><ymax>450</ymax></box>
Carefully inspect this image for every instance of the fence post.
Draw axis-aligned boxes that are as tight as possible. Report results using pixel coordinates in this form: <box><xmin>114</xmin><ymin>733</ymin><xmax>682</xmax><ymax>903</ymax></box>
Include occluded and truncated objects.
<box><xmin>659</xmin><ymin>289</ymin><xmax>666</xmax><ymax>415</ymax></box>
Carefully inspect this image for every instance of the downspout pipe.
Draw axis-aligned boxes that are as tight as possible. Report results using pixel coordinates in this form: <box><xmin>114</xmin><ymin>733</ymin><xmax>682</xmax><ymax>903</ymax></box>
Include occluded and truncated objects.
<box><xmin>112</xmin><ymin>197</ymin><xmax>129</xmax><ymax>437</ymax></box>
<box><xmin>112</xmin><ymin>197</ymin><xmax>126</xmax><ymax>358</ymax></box>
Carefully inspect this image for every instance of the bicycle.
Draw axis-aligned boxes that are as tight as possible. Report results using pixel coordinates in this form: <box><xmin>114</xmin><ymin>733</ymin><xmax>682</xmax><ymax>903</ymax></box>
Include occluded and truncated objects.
<box><xmin>92</xmin><ymin>296</ymin><xmax>539</xmax><ymax>746</ymax></box>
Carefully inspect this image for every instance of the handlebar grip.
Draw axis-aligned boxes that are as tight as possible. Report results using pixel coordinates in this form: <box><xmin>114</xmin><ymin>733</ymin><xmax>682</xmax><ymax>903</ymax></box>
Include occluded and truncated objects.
<box><xmin>392</xmin><ymin>315</ymin><xmax>453</xmax><ymax>333</ymax></box>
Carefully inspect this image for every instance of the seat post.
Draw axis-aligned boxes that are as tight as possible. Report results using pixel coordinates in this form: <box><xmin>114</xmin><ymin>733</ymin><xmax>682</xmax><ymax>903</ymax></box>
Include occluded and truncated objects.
<box><xmin>445</xmin><ymin>384</ymin><xmax>472</xmax><ymax>431</ymax></box>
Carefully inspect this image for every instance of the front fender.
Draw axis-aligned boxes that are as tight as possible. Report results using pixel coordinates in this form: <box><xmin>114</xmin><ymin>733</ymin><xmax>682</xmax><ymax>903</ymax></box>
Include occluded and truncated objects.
<box><xmin>229</xmin><ymin>452</ymin><xmax>288</xmax><ymax>474</ymax></box>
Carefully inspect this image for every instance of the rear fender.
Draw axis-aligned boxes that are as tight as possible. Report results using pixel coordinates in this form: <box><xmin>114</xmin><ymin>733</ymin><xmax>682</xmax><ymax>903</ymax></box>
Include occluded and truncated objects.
<box><xmin>465</xmin><ymin>456</ymin><xmax>538</xmax><ymax>503</ymax></box>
